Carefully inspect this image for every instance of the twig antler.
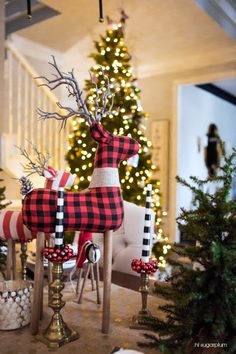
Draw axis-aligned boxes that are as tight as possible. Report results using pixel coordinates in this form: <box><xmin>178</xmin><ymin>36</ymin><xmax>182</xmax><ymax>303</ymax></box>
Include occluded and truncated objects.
<box><xmin>36</xmin><ymin>56</ymin><xmax>115</xmax><ymax>129</ymax></box>
<box><xmin>16</xmin><ymin>141</ymin><xmax>51</xmax><ymax>177</ymax></box>
<box><xmin>89</xmin><ymin>71</ymin><xmax>115</xmax><ymax>120</ymax></box>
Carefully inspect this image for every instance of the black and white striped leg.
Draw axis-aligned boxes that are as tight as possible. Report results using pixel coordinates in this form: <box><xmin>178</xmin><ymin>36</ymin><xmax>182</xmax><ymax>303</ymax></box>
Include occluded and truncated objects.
<box><xmin>55</xmin><ymin>187</ymin><xmax>64</xmax><ymax>250</ymax></box>
<box><xmin>141</xmin><ymin>184</ymin><xmax>152</xmax><ymax>263</ymax></box>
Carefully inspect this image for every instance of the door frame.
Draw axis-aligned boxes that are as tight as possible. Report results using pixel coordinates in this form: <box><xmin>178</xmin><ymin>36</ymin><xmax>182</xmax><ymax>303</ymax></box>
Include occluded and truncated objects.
<box><xmin>169</xmin><ymin>66</ymin><xmax>236</xmax><ymax>243</ymax></box>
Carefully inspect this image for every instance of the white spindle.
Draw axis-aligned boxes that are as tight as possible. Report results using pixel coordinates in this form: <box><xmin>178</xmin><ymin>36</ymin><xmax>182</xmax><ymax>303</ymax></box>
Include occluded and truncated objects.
<box><xmin>16</xmin><ymin>61</ymin><xmax>22</xmax><ymax>146</ymax></box>
<box><xmin>29</xmin><ymin>79</ymin><xmax>35</xmax><ymax>145</ymax></box>
<box><xmin>8</xmin><ymin>50</ymin><xmax>13</xmax><ymax>136</ymax></box>
<box><xmin>24</xmin><ymin>71</ymin><xmax>29</xmax><ymax>148</ymax></box>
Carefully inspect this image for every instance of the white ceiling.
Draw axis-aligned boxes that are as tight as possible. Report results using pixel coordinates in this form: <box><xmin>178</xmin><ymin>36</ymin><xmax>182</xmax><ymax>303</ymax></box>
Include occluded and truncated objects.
<box><xmin>10</xmin><ymin>0</ymin><xmax>236</xmax><ymax>97</ymax></box>
<box><xmin>14</xmin><ymin>0</ymin><xmax>236</xmax><ymax>69</ymax></box>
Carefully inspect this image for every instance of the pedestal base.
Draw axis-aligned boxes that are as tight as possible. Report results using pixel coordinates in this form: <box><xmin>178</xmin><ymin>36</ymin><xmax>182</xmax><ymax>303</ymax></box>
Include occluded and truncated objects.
<box><xmin>37</xmin><ymin>321</ymin><xmax>79</xmax><ymax>348</ymax></box>
<box><xmin>37</xmin><ymin>261</ymin><xmax>79</xmax><ymax>348</ymax></box>
<box><xmin>130</xmin><ymin>309</ymin><xmax>155</xmax><ymax>330</ymax></box>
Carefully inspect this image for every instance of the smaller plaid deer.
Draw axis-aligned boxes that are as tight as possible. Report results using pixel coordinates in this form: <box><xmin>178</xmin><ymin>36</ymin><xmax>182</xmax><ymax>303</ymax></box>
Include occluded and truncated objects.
<box><xmin>0</xmin><ymin>145</ymin><xmax>75</xmax><ymax>280</ymax></box>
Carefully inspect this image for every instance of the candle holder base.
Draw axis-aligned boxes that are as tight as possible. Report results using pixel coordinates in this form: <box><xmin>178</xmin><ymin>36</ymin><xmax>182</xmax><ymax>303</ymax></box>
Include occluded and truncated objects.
<box><xmin>37</xmin><ymin>261</ymin><xmax>79</xmax><ymax>348</ymax></box>
<box><xmin>36</xmin><ymin>322</ymin><xmax>79</xmax><ymax>348</ymax></box>
<box><xmin>130</xmin><ymin>311</ymin><xmax>155</xmax><ymax>330</ymax></box>
<box><xmin>130</xmin><ymin>271</ymin><xmax>157</xmax><ymax>330</ymax></box>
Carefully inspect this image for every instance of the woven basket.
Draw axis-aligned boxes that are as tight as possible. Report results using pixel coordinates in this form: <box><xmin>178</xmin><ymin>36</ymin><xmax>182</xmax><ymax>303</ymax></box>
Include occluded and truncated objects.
<box><xmin>0</xmin><ymin>280</ymin><xmax>32</xmax><ymax>330</ymax></box>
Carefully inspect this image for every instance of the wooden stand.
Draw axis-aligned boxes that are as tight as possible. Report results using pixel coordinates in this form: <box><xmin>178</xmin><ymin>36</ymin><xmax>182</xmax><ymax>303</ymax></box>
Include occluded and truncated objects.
<box><xmin>30</xmin><ymin>229</ymin><xmax>113</xmax><ymax>335</ymax></box>
<box><xmin>6</xmin><ymin>239</ymin><xmax>16</xmax><ymax>280</ymax></box>
<box><xmin>20</xmin><ymin>241</ymin><xmax>28</xmax><ymax>280</ymax></box>
<box><xmin>102</xmin><ymin>230</ymin><xmax>112</xmax><ymax>334</ymax></box>
<box><xmin>76</xmin><ymin>262</ymin><xmax>101</xmax><ymax>304</ymax></box>
<box><xmin>30</xmin><ymin>232</ymin><xmax>45</xmax><ymax>335</ymax></box>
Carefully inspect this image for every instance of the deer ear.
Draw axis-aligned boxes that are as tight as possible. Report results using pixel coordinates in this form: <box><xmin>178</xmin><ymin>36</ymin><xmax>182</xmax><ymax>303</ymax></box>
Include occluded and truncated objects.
<box><xmin>43</xmin><ymin>166</ymin><xmax>58</xmax><ymax>179</ymax></box>
<box><xmin>90</xmin><ymin>122</ymin><xmax>113</xmax><ymax>144</ymax></box>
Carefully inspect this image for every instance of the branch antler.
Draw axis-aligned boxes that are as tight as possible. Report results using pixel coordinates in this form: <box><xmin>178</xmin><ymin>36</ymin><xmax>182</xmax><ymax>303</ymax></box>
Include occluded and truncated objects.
<box><xmin>89</xmin><ymin>69</ymin><xmax>115</xmax><ymax>121</ymax></box>
<box><xmin>36</xmin><ymin>56</ymin><xmax>94</xmax><ymax>129</ymax></box>
<box><xmin>36</xmin><ymin>57</ymin><xmax>116</xmax><ymax>129</ymax></box>
<box><xmin>16</xmin><ymin>141</ymin><xmax>51</xmax><ymax>177</ymax></box>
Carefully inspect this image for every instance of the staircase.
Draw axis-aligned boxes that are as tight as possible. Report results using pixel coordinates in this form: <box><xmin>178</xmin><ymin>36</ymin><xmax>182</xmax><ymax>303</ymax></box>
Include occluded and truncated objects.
<box><xmin>1</xmin><ymin>40</ymin><xmax>70</xmax><ymax>201</ymax></box>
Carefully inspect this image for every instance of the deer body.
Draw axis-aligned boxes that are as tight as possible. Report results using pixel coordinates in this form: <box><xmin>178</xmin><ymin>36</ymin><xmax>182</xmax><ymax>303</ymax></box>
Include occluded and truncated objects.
<box><xmin>22</xmin><ymin>122</ymin><xmax>139</xmax><ymax>235</ymax></box>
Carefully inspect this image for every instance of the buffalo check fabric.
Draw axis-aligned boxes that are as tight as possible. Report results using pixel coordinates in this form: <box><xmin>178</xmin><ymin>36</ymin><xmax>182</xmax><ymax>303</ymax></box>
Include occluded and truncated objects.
<box><xmin>22</xmin><ymin>122</ymin><xmax>139</xmax><ymax>234</ymax></box>
<box><xmin>22</xmin><ymin>187</ymin><xmax>124</xmax><ymax>233</ymax></box>
<box><xmin>90</xmin><ymin>122</ymin><xmax>140</xmax><ymax>168</ymax></box>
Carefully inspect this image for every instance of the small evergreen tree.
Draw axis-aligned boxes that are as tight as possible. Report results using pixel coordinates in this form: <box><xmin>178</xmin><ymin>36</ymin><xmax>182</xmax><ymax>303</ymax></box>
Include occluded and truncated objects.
<box><xmin>0</xmin><ymin>169</ymin><xmax>11</xmax><ymax>274</ymax></box>
<box><xmin>140</xmin><ymin>144</ymin><xmax>236</xmax><ymax>354</ymax></box>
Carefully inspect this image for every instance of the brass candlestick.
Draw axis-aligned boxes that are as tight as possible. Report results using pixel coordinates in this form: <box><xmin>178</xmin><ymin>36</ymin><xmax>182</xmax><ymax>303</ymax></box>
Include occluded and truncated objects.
<box><xmin>130</xmin><ymin>272</ymin><xmax>154</xmax><ymax>329</ymax></box>
<box><xmin>40</xmin><ymin>261</ymin><xmax>79</xmax><ymax>348</ymax></box>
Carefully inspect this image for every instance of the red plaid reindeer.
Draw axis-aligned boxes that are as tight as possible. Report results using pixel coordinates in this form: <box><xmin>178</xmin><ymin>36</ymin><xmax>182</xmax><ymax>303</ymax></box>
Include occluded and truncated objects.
<box><xmin>21</xmin><ymin>56</ymin><xmax>139</xmax><ymax>334</ymax></box>
<box><xmin>22</xmin><ymin>122</ymin><xmax>139</xmax><ymax>234</ymax></box>
<box><xmin>22</xmin><ymin>57</ymin><xmax>139</xmax><ymax>235</ymax></box>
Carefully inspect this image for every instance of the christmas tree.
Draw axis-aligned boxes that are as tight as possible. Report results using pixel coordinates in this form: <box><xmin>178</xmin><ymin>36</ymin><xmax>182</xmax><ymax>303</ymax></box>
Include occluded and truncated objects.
<box><xmin>66</xmin><ymin>12</ymin><xmax>169</xmax><ymax>264</ymax></box>
<box><xmin>0</xmin><ymin>169</ymin><xmax>11</xmax><ymax>274</ymax></box>
<box><xmin>140</xmin><ymin>143</ymin><xmax>236</xmax><ymax>354</ymax></box>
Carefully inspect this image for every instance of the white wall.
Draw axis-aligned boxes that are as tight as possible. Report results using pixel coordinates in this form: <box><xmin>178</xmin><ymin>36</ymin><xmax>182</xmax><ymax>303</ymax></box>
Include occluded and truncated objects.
<box><xmin>177</xmin><ymin>85</ymin><xmax>236</xmax><ymax>240</ymax></box>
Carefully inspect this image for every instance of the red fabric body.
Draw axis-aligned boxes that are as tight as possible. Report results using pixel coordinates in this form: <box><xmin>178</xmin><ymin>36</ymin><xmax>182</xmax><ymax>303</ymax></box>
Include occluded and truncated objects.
<box><xmin>76</xmin><ymin>232</ymin><xmax>92</xmax><ymax>269</ymax></box>
<box><xmin>22</xmin><ymin>187</ymin><xmax>124</xmax><ymax>233</ymax></box>
<box><xmin>22</xmin><ymin>122</ymin><xmax>139</xmax><ymax>234</ymax></box>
